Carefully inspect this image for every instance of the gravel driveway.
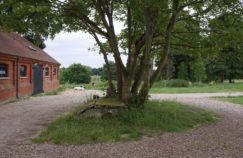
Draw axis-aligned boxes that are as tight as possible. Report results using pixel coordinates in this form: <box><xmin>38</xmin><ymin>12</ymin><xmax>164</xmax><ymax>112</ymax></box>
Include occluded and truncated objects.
<box><xmin>0</xmin><ymin>91</ymin><xmax>243</xmax><ymax>158</ymax></box>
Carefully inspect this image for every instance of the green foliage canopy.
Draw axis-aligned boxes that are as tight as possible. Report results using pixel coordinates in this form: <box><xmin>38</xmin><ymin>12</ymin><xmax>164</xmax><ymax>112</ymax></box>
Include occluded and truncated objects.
<box><xmin>178</xmin><ymin>62</ymin><xmax>189</xmax><ymax>80</ymax></box>
<box><xmin>101</xmin><ymin>61</ymin><xmax>117</xmax><ymax>81</ymax></box>
<box><xmin>1</xmin><ymin>0</ymin><xmax>242</xmax><ymax>105</ymax></box>
<box><xmin>61</xmin><ymin>64</ymin><xmax>91</xmax><ymax>84</ymax></box>
<box><xmin>190</xmin><ymin>55</ymin><xmax>207</xmax><ymax>82</ymax></box>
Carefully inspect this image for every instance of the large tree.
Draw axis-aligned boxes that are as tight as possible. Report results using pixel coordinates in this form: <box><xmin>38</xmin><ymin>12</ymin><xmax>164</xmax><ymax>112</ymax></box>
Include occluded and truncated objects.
<box><xmin>62</xmin><ymin>63</ymin><xmax>91</xmax><ymax>84</ymax></box>
<box><xmin>206</xmin><ymin>11</ymin><xmax>243</xmax><ymax>83</ymax></box>
<box><xmin>23</xmin><ymin>32</ymin><xmax>46</xmax><ymax>49</ymax></box>
<box><xmin>0</xmin><ymin>0</ymin><xmax>241</xmax><ymax>107</ymax></box>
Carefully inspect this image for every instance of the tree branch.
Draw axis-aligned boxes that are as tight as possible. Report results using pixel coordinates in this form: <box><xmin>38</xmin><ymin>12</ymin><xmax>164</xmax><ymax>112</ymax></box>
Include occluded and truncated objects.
<box><xmin>150</xmin><ymin>0</ymin><xmax>180</xmax><ymax>85</ymax></box>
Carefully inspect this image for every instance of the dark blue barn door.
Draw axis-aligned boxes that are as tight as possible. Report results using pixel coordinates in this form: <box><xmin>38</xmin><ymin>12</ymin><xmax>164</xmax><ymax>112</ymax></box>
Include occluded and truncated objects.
<box><xmin>33</xmin><ymin>65</ymin><xmax>43</xmax><ymax>94</ymax></box>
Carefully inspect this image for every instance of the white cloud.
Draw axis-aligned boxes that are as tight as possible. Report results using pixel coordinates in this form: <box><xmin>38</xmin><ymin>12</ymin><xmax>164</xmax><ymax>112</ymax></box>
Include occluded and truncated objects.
<box><xmin>44</xmin><ymin>31</ymin><xmax>105</xmax><ymax>68</ymax></box>
<box><xmin>44</xmin><ymin>29</ymin><xmax>127</xmax><ymax>68</ymax></box>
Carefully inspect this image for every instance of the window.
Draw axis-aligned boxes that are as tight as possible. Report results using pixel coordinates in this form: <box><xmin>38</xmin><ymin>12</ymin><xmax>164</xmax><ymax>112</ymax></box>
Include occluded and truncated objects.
<box><xmin>45</xmin><ymin>67</ymin><xmax>50</xmax><ymax>76</ymax></box>
<box><xmin>53</xmin><ymin>67</ymin><xmax>57</xmax><ymax>75</ymax></box>
<box><xmin>27</xmin><ymin>45</ymin><xmax>37</xmax><ymax>51</ymax></box>
<box><xmin>0</xmin><ymin>63</ymin><xmax>8</xmax><ymax>78</ymax></box>
<box><xmin>20</xmin><ymin>65</ymin><xmax>27</xmax><ymax>77</ymax></box>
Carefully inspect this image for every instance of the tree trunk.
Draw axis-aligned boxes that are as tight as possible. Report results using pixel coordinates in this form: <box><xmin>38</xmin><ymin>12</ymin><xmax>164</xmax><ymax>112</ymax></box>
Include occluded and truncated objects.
<box><xmin>103</xmin><ymin>53</ymin><xmax>116</xmax><ymax>97</ymax></box>
<box><xmin>92</xmin><ymin>0</ymin><xmax>180</xmax><ymax>108</ymax></box>
<box><xmin>91</xmin><ymin>32</ymin><xmax>116</xmax><ymax>97</ymax></box>
<box><xmin>131</xmin><ymin>52</ymin><xmax>145</xmax><ymax>95</ymax></box>
<box><xmin>164</xmin><ymin>53</ymin><xmax>175</xmax><ymax>80</ymax></box>
<box><xmin>149</xmin><ymin>0</ymin><xmax>179</xmax><ymax>86</ymax></box>
<box><xmin>137</xmin><ymin>7</ymin><xmax>156</xmax><ymax>107</ymax></box>
<box><xmin>121</xmin><ymin>77</ymin><xmax>132</xmax><ymax>104</ymax></box>
<box><xmin>228</xmin><ymin>73</ymin><xmax>234</xmax><ymax>83</ymax></box>
<box><xmin>220</xmin><ymin>72</ymin><xmax>224</xmax><ymax>83</ymax></box>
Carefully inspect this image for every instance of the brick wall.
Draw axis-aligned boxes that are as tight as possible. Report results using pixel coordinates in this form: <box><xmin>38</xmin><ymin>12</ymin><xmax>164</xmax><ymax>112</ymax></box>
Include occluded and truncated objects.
<box><xmin>0</xmin><ymin>55</ymin><xmax>60</xmax><ymax>102</ymax></box>
<box><xmin>43</xmin><ymin>65</ymin><xmax>59</xmax><ymax>92</ymax></box>
<box><xmin>0</xmin><ymin>59</ymin><xmax>16</xmax><ymax>102</ymax></box>
<box><xmin>18</xmin><ymin>62</ymin><xmax>33</xmax><ymax>97</ymax></box>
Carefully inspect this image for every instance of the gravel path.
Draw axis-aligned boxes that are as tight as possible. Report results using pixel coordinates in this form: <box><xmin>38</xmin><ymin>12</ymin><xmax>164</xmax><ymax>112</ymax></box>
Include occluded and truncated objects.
<box><xmin>0</xmin><ymin>91</ymin><xmax>243</xmax><ymax>158</ymax></box>
<box><xmin>0</xmin><ymin>90</ymin><xmax>102</xmax><ymax>148</ymax></box>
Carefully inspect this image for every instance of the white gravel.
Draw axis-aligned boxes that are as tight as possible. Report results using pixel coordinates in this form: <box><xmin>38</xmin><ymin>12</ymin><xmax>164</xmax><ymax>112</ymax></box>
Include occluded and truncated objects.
<box><xmin>0</xmin><ymin>91</ymin><xmax>243</xmax><ymax>158</ymax></box>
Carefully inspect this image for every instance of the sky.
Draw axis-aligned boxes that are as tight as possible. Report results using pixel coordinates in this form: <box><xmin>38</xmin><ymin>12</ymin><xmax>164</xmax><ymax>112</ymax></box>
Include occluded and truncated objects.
<box><xmin>44</xmin><ymin>21</ymin><xmax>125</xmax><ymax>68</ymax></box>
<box><xmin>44</xmin><ymin>31</ymin><xmax>105</xmax><ymax>68</ymax></box>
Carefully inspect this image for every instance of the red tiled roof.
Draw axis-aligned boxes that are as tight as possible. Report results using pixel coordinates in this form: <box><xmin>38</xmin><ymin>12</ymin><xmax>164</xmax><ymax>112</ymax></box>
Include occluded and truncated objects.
<box><xmin>0</xmin><ymin>31</ymin><xmax>60</xmax><ymax>65</ymax></box>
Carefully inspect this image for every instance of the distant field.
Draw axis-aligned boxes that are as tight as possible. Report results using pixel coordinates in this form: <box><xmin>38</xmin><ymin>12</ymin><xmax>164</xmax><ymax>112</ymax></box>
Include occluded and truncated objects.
<box><xmin>60</xmin><ymin>77</ymin><xmax>243</xmax><ymax>94</ymax></box>
<box><xmin>150</xmin><ymin>83</ymin><xmax>243</xmax><ymax>94</ymax></box>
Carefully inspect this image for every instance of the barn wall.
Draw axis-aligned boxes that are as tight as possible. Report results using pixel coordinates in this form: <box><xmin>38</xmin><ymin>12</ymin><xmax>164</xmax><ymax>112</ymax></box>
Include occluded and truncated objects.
<box><xmin>0</xmin><ymin>58</ymin><xmax>16</xmax><ymax>102</ymax></box>
<box><xmin>0</xmin><ymin>54</ymin><xmax>60</xmax><ymax>103</ymax></box>
<box><xmin>43</xmin><ymin>65</ymin><xmax>59</xmax><ymax>93</ymax></box>
<box><xmin>18</xmin><ymin>62</ymin><xmax>33</xmax><ymax>97</ymax></box>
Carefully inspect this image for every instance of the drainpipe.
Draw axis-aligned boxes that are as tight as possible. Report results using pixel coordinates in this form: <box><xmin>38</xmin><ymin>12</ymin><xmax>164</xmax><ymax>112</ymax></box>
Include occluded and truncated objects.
<box><xmin>16</xmin><ymin>57</ymin><xmax>19</xmax><ymax>98</ymax></box>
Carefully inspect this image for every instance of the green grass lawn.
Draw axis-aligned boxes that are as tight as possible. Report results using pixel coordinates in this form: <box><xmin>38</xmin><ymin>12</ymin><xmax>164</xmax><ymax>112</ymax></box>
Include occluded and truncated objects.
<box><xmin>59</xmin><ymin>77</ymin><xmax>243</xmax><ymax>94</ymax></box>
<box><xmin>33</xmin><ymin>101</ymin><xmax>217</xmax><ymax>145</ymax></box>
<box><xmin>53</xmin><ymin>77</ymin><xmax>243</xmax><ymax>95</ymax></box>
<box><xmin>150</xmin><ymin>83</ymin><xmax>243</xmax><ymax>94</ymax></box>
<box><xmin>33</xmin><ymin>83</ymin><xmax>78</xmax><ymax>96</ymax></box>
<box><xmin>215</xmin><ymin>96</ymin><xmax>243</xmax><ymax>106</ymax></box>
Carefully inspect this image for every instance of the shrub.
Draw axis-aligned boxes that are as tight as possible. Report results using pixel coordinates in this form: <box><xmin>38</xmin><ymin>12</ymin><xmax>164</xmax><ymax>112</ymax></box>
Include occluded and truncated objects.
<box><xmin>178</xmin><ymin>62</ymin><xmax>189</xmax><ymax>80</ymax></box>
<box><xmin>101</xmin><ymin>61</ymin><xmax>117</xmax><ymax>81</ymax></box>
<box><xmin>61</xmin><ymin>64</ymin><xmax>91</xmax><ymax>84</ymax></box>
<box><xmin>166</xmin><ymin>79</ymin><xmax>190</xmax><ymax>87</ymax></box>
<box><xmin>190</xmin><ymin>56</ymin><xmax>207</xmax><ymax>82</ymax></box>
<box><xmin>153</xmin><ymin>80</ymin><xmax>167</xmax><ymax>87</ymax></box>
<box><xmin>60</xmin><ymin>67</ymin><xmax>66</xmax><ymax>84</ymax></box>
<box><xmin>85</xmin><ymin>81</ymin><xmax>109</xmax><ymax>91</ymax></box>
<box><xmin>192</xmin><ymin>82</ymin><xmax>207</xmax><ymax>87</ymax></box>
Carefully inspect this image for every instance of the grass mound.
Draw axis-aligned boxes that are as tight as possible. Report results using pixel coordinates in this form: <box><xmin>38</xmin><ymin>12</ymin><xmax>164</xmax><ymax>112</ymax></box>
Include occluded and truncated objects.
<box><xmin>33</xmin><ymin>101</ymin><xmax>217</xmax><ymax>144</ymax></box>
<box><xmin>95</xmin><ymin>98</ymin><xmax>126</xmax><ymax>107</ymax></box>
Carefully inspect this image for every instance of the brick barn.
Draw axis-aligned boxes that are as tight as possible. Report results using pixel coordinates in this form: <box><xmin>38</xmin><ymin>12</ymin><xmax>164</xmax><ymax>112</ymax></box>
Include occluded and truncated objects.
<box><xmin>0</xmin><ymin>31</ymin><xmax>60</xmax><ymax>102</ymax></box>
